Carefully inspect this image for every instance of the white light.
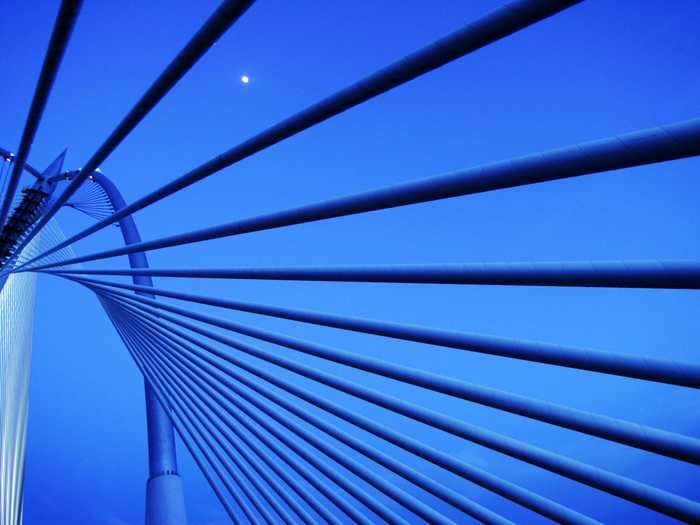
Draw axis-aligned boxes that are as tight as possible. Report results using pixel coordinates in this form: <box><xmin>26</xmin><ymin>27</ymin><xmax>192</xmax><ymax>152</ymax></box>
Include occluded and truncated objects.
<box><xmin>240</xmin><ymin>75</ymin><xmax>250</xmax><ymax>84</ymax></box>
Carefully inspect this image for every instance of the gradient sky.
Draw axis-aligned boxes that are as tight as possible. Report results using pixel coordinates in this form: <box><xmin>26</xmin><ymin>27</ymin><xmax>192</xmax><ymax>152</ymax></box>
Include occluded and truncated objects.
<box><xmin>1</xmin><ymin>1</ymin><xmax>700</xmax><ymax>523</ymax></box>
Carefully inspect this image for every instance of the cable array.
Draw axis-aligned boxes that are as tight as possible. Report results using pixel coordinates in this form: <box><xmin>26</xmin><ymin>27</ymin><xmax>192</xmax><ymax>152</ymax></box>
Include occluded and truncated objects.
<box><xmin>89</xmin><ymin>280</ymin><xmax>700</xmax><ymax>523</ymax></box>
<box><xmin>2</xmin><ymin>0</ymin><xmax>698</xmax><ymax>523</ymax></box>
<box><xmin>0</xmin><ymin>223</ymin><xmax>68</xmax><ymax>525</ymax></box>
<box><xmin>64</xmin><ymin>177</ymin><xmax>116</xmax><ymax>221</ymax></box>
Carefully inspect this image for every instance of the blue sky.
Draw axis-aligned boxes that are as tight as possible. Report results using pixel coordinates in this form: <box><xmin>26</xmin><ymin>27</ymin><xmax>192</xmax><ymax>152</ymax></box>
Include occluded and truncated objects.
<box><xmin>1</xmin><ymin>0</ymin><xmax>700</xmax><ymax>523</ymax></box>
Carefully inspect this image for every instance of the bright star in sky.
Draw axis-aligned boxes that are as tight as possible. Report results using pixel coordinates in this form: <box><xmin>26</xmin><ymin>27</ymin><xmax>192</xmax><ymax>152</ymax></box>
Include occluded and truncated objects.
<box><xmin>240</xmin><ymin>74</ymin><xmax>250</xmax><ymax>84</ymax></box>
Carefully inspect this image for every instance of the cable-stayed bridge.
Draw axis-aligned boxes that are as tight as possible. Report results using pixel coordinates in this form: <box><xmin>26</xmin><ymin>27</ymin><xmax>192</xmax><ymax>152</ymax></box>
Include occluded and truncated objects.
<box><xmin>0</xmin><ymin>1</ymin><xmax>698</xmax><ymax>524</ymax></box>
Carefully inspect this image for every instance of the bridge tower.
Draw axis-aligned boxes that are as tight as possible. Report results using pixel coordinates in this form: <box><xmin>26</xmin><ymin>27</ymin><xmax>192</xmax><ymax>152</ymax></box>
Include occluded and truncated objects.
<box><xmin>0</xmin><ymin>153</ymin><xmax>187</xmax><ymax>525</ymax></box>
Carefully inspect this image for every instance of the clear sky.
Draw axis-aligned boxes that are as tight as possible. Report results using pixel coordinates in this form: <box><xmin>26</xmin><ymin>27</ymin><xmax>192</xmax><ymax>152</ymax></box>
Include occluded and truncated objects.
<box><xmin>1</xmin><ymin>1</ymin><xmax>699</xmax><ymax>524</ymax></box>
